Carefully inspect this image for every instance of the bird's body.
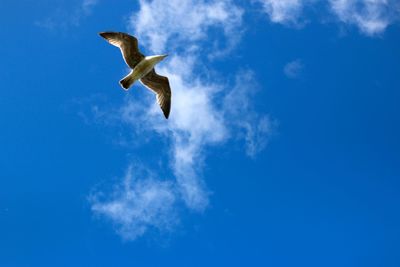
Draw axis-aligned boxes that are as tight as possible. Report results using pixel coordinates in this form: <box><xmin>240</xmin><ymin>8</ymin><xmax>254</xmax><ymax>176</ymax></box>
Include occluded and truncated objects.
<box><xmin>99</xmin><ymin>31</ymin><xmax>171</xmax><ymax>119</ymax></box>
<box><xmin>120</xmin><ymin>55</ymin><xmax>168</xmax><ymax>89</ymax></box>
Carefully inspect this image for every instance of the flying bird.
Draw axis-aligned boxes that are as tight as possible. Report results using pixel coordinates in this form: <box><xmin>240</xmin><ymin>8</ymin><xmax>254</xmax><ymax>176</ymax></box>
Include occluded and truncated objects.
<box><xmin>99</xmin><ymin>31</ymin><xmax>171</xmax><ymax>119</ymax></box>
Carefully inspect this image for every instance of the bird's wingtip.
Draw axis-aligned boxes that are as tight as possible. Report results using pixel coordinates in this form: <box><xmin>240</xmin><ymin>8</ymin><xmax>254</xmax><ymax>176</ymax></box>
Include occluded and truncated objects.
<box><xmin>163</xmin><ymin>109</ymin><xmax>170</xmax><ymax>119</ymax></box>
<box><xmin>99</xmin><ymin>32</ymin><xmax>112</xmax><ymax>39</ymax></box>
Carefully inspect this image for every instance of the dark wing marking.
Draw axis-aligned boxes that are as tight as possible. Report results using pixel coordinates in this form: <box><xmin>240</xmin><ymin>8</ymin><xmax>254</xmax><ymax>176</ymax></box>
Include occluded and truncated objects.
<box><xmin>140</xmin><ymin>69</ymin><xmax>172</xmax><ymax>119</ymax></box>
<box><xmin>99</xmin><ymin>32</ymin><xmax>144</xmax><ymax>69</ymax></box>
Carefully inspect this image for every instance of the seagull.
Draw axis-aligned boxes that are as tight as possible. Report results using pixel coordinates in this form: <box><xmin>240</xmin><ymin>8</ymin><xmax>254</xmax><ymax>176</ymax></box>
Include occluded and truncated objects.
<box><xmin>99</xmin><ymin>31</ymin><xmax>171</xmax><ymax>119</ymax></box>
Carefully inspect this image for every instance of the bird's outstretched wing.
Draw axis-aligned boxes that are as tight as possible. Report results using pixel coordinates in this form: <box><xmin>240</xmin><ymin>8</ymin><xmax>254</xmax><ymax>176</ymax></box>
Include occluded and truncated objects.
<box><xmin>99</xmin><ymin>32</ymin><xmax>144</xmax><ymax>69</ymax></box>
<box><xmin>140</xmin><ymin>69</ymin><xmax>172</xmax><ymax>119</ymax></box>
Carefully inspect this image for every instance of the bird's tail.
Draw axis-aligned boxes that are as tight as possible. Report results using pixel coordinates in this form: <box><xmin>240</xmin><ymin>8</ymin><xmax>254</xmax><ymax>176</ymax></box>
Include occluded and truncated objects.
<box><xmin>119</xmin><ymin>72</ymin><xmax>136</xmax><ymax>90</ymax></box>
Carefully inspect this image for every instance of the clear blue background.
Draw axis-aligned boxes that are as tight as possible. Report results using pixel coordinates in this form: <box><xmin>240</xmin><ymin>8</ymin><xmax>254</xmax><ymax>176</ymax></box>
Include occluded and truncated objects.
<box><xmin>0</xmin><ymin>0</ymin><xmax>400</xmax><ymax>266</ymax></box>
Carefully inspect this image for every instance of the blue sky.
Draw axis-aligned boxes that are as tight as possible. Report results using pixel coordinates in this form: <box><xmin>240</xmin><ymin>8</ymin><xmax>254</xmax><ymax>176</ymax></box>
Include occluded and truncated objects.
<box><xmin>1</xmin><ymin>0</ymin><xmax>400</xmax><ymax>266</ymax></box>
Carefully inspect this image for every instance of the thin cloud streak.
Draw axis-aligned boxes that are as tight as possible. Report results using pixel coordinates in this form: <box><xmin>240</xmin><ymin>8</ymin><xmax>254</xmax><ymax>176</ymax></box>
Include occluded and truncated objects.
<box><xmin>36</xmin><ymin>0</ymin><xmax>99</xmax><ymax>30</ymax></box>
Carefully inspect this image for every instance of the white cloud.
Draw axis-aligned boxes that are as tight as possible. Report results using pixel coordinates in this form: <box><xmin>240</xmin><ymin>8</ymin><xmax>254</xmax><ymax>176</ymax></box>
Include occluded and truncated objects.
<box><xmin>91</xmin><ymin>165</ymin><xmax>177</xmax><ymax>240</ymax></box>
<box><xmin>91</xmin><ymin>56</ymin><xmax>273</xmax><ymax>239</ymax></box>
<box><xmin>91</xmin><ymin>0</ymin><xmax>272</xmax><ymax>240</ymax></box>
<box><xmin>257</xmin><ymin>0</ymin><xmax>306</xmax><ymax>25</ymax></box>
<box><xmin>113</xmin><ymin>57</ymin><xmax>274</xmax><ymax>213</ymax></box>
<box><xmin>329</xmin><ymin>0</ymin><xmax>397</xmax><ymax>36</ymax></box>
<box><xmin>118</xmin><ymin>57</ymin><xmax>271</xmax><ymax>211</ymax></box>
<box><xmin>119</xmin><ymin>56</ymin><xmax>226</xmax><ymax>211</ymax></box>
<box><xmin>284</xmin><ymin>59</ymin><xmax>304</xmax><ymax>78</ymax></box>
<box><xmin>257</xmin><ymin>0</ymin><xmax>399</xmax><ymax>36</ymax></box>
<box><xmin>130</xmin><ymin>0</ymin><xmax>243</xmax><ymax>55</ymax></box>
<box><xmin>36</xmin><ymin>0</ymin><xmax>99</xmax><ymax>30</ymax></box>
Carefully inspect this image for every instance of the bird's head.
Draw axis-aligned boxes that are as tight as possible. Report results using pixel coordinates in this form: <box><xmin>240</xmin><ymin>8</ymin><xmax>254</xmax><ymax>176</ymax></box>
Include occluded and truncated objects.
<box><xmin>146</xmin><ymin>54</ymin><xmax>169</xmax><ymax>66</ymax></box>
<box><xmin>152</xmin><ymin>54</ymin><xmax>168</xmax><ymax>63</ymax></box>
<box><xmin>159</xmin><ymin>54</ymin><xmax>168</xmax><ymax>61</ymax></box>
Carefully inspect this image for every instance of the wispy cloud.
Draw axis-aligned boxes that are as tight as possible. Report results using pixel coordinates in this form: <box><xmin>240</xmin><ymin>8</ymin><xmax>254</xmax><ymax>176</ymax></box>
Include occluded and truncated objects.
<box><xmin>90</xmin><ymin>0</ymin><xmax>273</xmax><ymax>239</ymax></box>
<box><xmin>284</xmin><ymin>59</ymin><xmax>304</xmax><ymax>79</ymax></box>
<box><xmin>130</xmin><ymin>0</ymin><xmax>243</xmax><ymax>56</ymax></box>
<box><xmin>223</xmin><ymin>70</ymin><xmax>276</xmax><ymax>158</ymax></box>
<box><xmin>257</xmin><ymin>0</ymin><xmax>306</xmax><ymax>25</ymax></box>
<box><xmin>257</xmin><ymin>0</ymin><xmax>399</xmax><ymax>36</ymax></box>
<box><xmin>81</xmin><ymin>0</ymin><xmax>99</xmax><ymax>15</ymax></box>
<box><xmin>91</xmin><ymin>165</ymin><xmax>177</xmax><ymax>240</ymax></box>
<box><xmin>119</xmin><ymin>55</ymin><xmax>226</xmax><ymax>211</ymax></box>
<box><xmin>329</xmin><ymin>0</ymin><xmax>398</xmax><ymax>36</ymax></box>
<box><xmin>36</xmin><ymin>0</ymin><xmax>99</xmax><ymax>30</ymax></box>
